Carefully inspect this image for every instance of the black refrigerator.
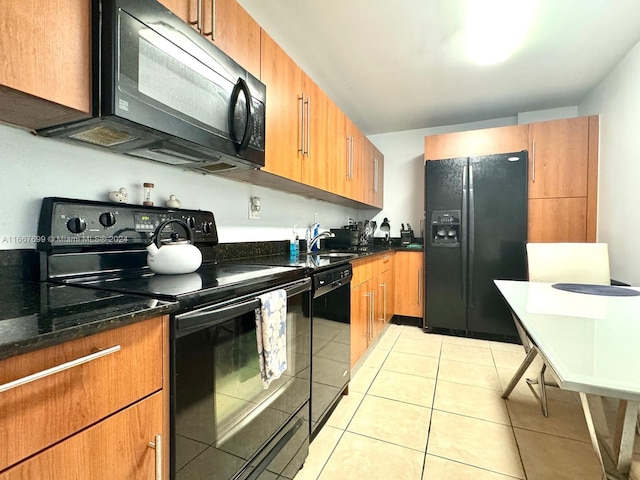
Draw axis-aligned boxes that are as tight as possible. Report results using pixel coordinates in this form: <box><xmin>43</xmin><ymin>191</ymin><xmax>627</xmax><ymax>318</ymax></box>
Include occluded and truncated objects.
<box><xmin>424</xmin><ymin>151</ymin><xmax>528</xmax><ymax>340</ymax></box>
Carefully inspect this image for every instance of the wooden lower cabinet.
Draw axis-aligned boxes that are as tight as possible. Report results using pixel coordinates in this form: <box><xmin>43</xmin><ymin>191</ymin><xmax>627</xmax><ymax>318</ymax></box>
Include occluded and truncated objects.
<box><xmin>350</xmin><ymin>254</ymin><xmax>394</xmax><ymax>366</ymax></box>
<box><xmin>0</xmin><ymin>316</ymin><xmax>168</xmax><ymax>478</ymax></box>
<box><xmin>1</xmin><ymin>392</ymin><xmax>163</xmax><ymax>480</ymax></box>
<box><xmin>351</xmin><ymin>280</ymin><xmax>373</xmax><ymax>367</ymax></box>
<box><xmin>393</xmin><ymin>252</ymin><xmax>424</xmax><ymax>318</ymax></box>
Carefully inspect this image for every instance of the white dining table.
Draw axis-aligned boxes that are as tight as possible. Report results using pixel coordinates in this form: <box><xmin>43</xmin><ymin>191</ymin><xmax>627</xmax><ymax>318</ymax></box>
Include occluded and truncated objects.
<box><xmin>494</xmin><ymin>280</ymin><xmax>640</xmax><ymax>480</ymax></box>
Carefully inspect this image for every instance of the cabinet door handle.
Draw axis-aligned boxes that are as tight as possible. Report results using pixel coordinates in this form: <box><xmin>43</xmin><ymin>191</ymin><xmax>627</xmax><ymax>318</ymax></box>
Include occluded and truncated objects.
<box><xmin>380</xmin><ymin>283</ymin><xmax>386</xmax><ymax>322</ymax></box>
<box><xmin>148</xmin><ymin>434</ymin><xmax>162</xmax><ymax>480</ymax></box>
<box><xmin>193</xmin><ymin>0</ymin><xmax>203</xmax><ymax>34</ymax></box>
<box><xmin>305</xmin><ymin>96</ymin><xmax>311</xmax><ymax>157</ymax></box>
<box><xmin>363</xmin><ymin>292</ymin><xmax>370</xmax><ymax>339</ymax></box>
<box><xmin>298</xmin><ymin>95</ymin><xmax>305</xmax><ymax>155</ymax></box>
<box><xmin>202</xmin><ymin>0</ymin><xmax>215</xmax><ymax>39</ymax></box>
<box><xmin>531</xmin><ymin>139</ymin><xmax>536</xmax><ymax>183</ymax></box>
<box><xmin>349</xmin><ymin>136</ymin><xmax>354</xmax><ymax>179</ymax></box>
<box><xmin>373</xmin><ymin>157</ymin><xmax>379</xmax><ymax>192</ymax></box>
<box><xmin>417</xmin><ymin>269</ymin><xmax>421</xmax><ymax>305</ymax></box>
<box><xmin>370</xmin><ymin>290</ymin><xmax>375</xmax><ymax>340</ymax></box>
<box><xmin>0</xmin><ymin>345</ymin><xmax>121</xmax><ymax>393</ymax></box>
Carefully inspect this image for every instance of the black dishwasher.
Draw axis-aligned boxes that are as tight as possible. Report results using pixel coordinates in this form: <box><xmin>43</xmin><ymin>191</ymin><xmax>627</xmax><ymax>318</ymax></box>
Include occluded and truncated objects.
<box><xmin>309</xmin><ymin>264</ymin><xmax>352</xmax><ymax>438</ymax></box>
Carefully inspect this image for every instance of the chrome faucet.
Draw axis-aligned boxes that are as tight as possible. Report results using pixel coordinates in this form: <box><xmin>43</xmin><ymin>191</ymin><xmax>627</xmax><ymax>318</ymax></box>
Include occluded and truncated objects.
<box><xmin>307</xmin><ymin>227</ymin><xmax>335</xmax><ymax>253</ymax></box>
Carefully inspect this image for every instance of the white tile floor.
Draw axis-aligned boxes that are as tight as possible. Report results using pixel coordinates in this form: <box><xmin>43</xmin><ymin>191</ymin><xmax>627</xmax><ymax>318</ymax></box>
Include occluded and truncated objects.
<box><xmin>295</xmin><ymin>323</ymin><xmax>640</xmax><ymax>480</ymax></box>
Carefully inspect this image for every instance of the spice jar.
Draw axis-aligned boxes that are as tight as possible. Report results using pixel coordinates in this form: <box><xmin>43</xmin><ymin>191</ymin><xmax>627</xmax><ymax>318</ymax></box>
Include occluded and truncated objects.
<box><xmin>143</xmin><ymin>182</ymin><xmax>154</xmax><ymax>206</ymax></box>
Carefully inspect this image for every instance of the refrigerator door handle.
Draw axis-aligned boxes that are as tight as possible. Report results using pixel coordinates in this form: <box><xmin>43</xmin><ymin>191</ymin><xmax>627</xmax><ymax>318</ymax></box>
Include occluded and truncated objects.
<box><xmin>468</xmin><ymin>164</ymin><xmax>475</xmax><ymax>305</ymax></box>
<box><xmin>461</xmin><ymin>163</ymin><xmax>468</xmax><ymax>305</ymax></box>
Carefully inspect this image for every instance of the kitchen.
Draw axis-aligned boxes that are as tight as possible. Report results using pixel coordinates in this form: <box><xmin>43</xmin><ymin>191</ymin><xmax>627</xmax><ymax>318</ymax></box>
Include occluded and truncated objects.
<box><xmin>1</xmin><ymin>0</ymin><xmax>640</xmax><ymax>479</ymax></box>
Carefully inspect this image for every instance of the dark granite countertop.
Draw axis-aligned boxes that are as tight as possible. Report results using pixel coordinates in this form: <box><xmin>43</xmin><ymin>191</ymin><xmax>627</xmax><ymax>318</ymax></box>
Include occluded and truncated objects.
<box><xmin>0</xmin><ymin>242</ymin><xmax>421</xmax><ymax>361</ymax></box>
<box><xmin>0</xmin><ymin>280</ymin><xmax>177</xmax><ymax>361</ymax></box>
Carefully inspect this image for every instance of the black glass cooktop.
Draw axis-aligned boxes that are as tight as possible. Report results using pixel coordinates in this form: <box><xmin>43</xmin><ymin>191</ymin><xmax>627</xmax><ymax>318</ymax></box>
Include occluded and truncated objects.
<box><xmin>61</xmin><ymin>262</ymin><xmax>305</xmax><ymax>310</ymax></box>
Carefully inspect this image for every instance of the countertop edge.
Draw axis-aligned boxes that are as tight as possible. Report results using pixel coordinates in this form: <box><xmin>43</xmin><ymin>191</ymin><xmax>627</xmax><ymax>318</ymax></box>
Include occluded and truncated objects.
<box><xmin>0</xmin><ymin>301</ymin><xmax>178</xmax><ymax>362</ymax></box>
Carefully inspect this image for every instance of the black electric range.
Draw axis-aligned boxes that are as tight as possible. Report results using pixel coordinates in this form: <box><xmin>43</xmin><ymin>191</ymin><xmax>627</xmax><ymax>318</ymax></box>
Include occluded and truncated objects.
<box><xmin>36</xmin><ymin>197</ymin><xmax>312</xmax><ymax>480</ymax></box>
<box><xmin>37</xmin><ymin>197</ymin><xmax>306</xmax><ymax>310</ymax></box>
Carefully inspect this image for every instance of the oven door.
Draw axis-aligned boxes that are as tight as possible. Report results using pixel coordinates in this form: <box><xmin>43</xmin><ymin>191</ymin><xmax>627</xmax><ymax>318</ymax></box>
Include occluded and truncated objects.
<box><xmin>172</xmin><ymin>279</ymin><xmax>311</xmax><ymax>479</ymax></box>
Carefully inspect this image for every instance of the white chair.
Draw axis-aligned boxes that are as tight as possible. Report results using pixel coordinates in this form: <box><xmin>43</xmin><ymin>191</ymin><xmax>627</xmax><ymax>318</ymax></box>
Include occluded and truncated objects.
<box><xmin>526</xmin><ymin>242</ymin><xmax>611</xmax><ymax>286</ymax></box>
<box><xmin>522</xmin><ymin>242</ymin><xmax>611</xmax><ymax>416</ymax></box>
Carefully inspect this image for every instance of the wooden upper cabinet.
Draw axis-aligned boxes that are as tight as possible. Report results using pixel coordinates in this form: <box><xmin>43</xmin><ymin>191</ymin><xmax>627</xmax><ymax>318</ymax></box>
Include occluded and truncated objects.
<box><xmin>424</xmin><ymin>124</ymin><xmax>528</xmax><ymax>160</ymax></box>
<box><xmin>157</xmin><ymin>0</ymin><xmax>196</xmax><ymax>23</ymax></box>
<box><xmin>326</xmin><ymin>99</ymin><xmax>348</xmax><ymax>197</ymax></box>
<box><xmin>0</xmin><ymin>0</ymin><xmax>92</xmax><ymax>129</ymax></box>
<box><xmin>528</xmin><ymin>117</ymin><xmax>589</xmax><ymax>199</ymax></box>
<box><xmin>345</xmin><ymin>118</ymin><xmax>366</xmax><ymax>202</ymax></box>
<box><xmin>159</xmin><ymin>0</ymin><xmax>260</xmax><ymax>78</ymax></box>
<box><xmin>528</xmin><ymin>197</ymin><xmax>587</xmax><ymax>243</ymax></box>
<box><xmin>207</xmin><ymin>0</ymin><xmax>261</xmax><ymax>78</ymax></box>
<box><xmin>260</xmin><ymin>30</ymin><xmax>303</xmax><ymax>182</ymax></box>
<box><xmin>301</xmin><ymin>74</ymin><xmax>330</xmax><ymax>191</ymax></box>
<box><xmin>367</xmin><ymin>140</ymin><xmax>384</xmax><ymax>208</ymax></box>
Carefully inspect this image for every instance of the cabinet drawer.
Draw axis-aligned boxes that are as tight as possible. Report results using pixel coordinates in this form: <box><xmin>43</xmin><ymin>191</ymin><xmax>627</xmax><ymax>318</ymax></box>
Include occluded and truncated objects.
<box><xmin>351</xmin><ymin>258</ymin><xmax>374</xmax><ymax>287</ymax></box>
<box><xmin>0</xmin><ymin>316</ymin><xmax>164</xmax><ymax>471</ymax></box>
<box><xmin>378</xmin><ymin>252</ymin><xmax>394</xmax><ymax>273</ymax></box>
<box><xmin>1</xmin><ymin>392</ymin><xmax>163</xmax><ymax>480</ymax></box>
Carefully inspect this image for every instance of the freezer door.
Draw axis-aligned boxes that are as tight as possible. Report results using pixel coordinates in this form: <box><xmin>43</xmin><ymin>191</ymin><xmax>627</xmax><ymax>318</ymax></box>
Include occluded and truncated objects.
<box><xmin>424</xmin><ymin>158</ymin><xmax>467</xmax><ymax>332</ymax></box>
<box><xmin>467</xmin><ymin>151</ymin><xmax>528</xmax><ymax>338</ymax></box>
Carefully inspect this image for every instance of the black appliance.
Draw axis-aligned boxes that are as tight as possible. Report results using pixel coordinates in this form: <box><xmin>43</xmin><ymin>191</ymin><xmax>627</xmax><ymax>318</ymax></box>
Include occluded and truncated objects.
<box><xmin>37</xmin><ymin>197</ymin><xmax>311</xmax><ymax>480</ymax></box>
<box><xmin>400</xmin><ymin>224</ymin><xmax>414</xmax><ymax>246</ymax></box>
<box><xmin>325</xmin><ymin>229</ymin><xmax>360</xmax><ymax>249</ymax></box>
<box><xmin>309</xmin><ymin>264</ymin><xmax>352</xmax><ymax>438</ymax></box>
<box><xmin>38</xmin><ymin>0</ymin><xmax>266</xmax><ymax>173</ymax></box>
<box><xmin>424</xmin><ymin>151</ymin><xmax>528</xmax><ymax>340</ymax></box>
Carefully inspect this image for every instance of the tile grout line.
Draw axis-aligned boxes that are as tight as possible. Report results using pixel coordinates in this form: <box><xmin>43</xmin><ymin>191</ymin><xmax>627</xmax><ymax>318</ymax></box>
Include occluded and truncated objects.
<box><xmin>420</xmin><ymin>333</ymin><xmax>443</xmax><ymax>480</ymax></box>
<box><xmin>309</xmin><ymin>326</ymin><xmax>400</xmax><ymax>480</ymax></box>
<box><xmin>491</xmin><ymin>346</ymin><xmax>529</xmax><ymax>480</ymax></box>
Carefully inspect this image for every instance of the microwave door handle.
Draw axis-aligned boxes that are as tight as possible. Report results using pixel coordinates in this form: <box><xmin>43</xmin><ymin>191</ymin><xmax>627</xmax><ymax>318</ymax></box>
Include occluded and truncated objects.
<box><xmin>228</xmin><ymin>78</ymin><xmax>254</xmax><ymax>154</ymax></box>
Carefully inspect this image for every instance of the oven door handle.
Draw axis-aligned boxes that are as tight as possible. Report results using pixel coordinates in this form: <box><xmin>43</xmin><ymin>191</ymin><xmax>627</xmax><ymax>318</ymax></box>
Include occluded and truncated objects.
<box><xmin>177</xmin><ymin>279</ymin><xmax>310</xmax><ymax>335</ymax></box>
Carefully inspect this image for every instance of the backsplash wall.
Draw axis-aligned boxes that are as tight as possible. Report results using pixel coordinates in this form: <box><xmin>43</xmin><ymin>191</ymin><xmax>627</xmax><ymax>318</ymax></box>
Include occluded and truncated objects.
<box><xmin>0</xmin><ymin>124</ymin><xmax>360</xmax><ymax>250</ymax></box>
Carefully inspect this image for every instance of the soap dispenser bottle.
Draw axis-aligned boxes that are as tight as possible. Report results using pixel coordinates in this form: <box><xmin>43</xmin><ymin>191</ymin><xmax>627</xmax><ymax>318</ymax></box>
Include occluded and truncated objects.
<box><xmin>290</xmin><ymin>226</ymin><xmax>299</xmax><ymax>257</ymax></box>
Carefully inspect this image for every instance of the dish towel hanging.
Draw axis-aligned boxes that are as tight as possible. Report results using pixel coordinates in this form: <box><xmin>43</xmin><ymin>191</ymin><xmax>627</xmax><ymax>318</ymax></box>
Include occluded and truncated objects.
<box><xmin>255</xmin><ymin>289</ymin><xmax>288</xmax><ymax>389</ymax></box>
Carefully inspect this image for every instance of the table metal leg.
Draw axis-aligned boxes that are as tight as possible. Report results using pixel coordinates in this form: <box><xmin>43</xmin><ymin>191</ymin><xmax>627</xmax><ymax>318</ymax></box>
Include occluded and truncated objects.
<box><xmin>613</xmin><ymin>400</ymin><xmax>638</xmax><ymax>474</ymax></box>
<box><xmin>502</xmin><ymin>347</ymin><xmax>538</xmax><ymax>399</ymax></box>
<box><xmin>579</xmin><ymin>392</ymin><xmax>638</xmax><ymax>480</ymax></box>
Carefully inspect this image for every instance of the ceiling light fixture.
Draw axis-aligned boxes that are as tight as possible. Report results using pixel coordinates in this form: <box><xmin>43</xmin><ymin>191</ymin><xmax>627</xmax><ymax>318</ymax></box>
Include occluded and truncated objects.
<box><xmin>466</xmin><ymin>0</ymin><xmax>538</xmax><ymax>65</ymax></box>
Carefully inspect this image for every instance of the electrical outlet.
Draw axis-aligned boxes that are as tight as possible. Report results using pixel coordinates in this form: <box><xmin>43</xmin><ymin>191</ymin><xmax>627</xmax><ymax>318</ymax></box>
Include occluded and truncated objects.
<box><xmin>249</xmin><ymin>196</ymin><xmax>261</xmax><ymax>220</ymax></box>
<box><xmin>314</xmin><ymin>212</ymin><xmax>319</xmax><ymax>224</ymax></box>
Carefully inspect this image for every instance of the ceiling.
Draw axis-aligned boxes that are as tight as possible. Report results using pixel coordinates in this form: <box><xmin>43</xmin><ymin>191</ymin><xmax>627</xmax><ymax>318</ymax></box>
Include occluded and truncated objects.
<box><xmin>238</xmin><ymin>0</ymin><xmax>640</xmax><ymax>135</ymax></box>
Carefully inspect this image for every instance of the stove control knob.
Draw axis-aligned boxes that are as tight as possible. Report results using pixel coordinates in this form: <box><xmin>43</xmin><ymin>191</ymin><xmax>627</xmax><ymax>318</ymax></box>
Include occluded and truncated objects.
<box><xmin>202</xmin><ymin>221</ymin><xmax>213</xmax><ymax>234</ymax></box>
<box><xmin>99</xmin><ymin>212</ymin><xmax>117</xmax><ymax>228</ymax></box>
<box><xmin>67</xmin><ymin>217</ymin><xmax>87</xmax><ymax>234</ymax></box>
<box><xmin>186</xmin><ymin>216</ymin><xmax>197</xmax><ymax>229</ymax></box>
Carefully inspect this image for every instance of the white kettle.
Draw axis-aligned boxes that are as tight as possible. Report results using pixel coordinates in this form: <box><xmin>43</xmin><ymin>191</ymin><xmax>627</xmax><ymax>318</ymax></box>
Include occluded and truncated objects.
<box><xmin>146</xmin><ymin>219</ymin><xmax>202</xmax><ymax>275</ymax></box>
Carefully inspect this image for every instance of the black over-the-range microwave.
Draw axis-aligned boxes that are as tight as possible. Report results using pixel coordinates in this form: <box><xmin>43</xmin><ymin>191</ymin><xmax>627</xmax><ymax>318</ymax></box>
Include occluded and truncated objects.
<box><xmin>38</xmin><ymin>0</ymin><xmax>265</xmax><ymax>173</ymax></box>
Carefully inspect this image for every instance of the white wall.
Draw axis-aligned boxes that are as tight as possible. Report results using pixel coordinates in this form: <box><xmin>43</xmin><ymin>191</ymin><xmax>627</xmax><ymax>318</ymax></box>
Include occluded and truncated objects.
<box><xmin>0</xmin><ymin>124</ymin><xmax>359</xmax><ymax>249</ymax></box>
<box><xmin>579</xmin><ymin>39</ymin><xmax>640</xmax><ymax>285</ymax></box>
